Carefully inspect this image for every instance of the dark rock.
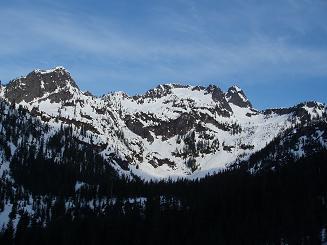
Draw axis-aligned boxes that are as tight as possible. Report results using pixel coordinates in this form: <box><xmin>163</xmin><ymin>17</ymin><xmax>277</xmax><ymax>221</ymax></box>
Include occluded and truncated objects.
<box><xmin>148</xmin><ymin>113</ymin><xmax>197</xmax><ymax>140</ymax></box>
<box><xmin>134</xmin><ymin>83</ymin><xmax>190</xmax><ymax>100</ymax></box>
<box><xmin>192</xmin><ymin>85</ymin><xmax>206</xmax><ymax>91</ymax></box>
<box><xmin>226</xmin><ymin>86</ymin><xmax>252</xmax><ymax>108</ymax></box>
<box><xmin>83</xmin><ymin>91</ymin><xmax>94</xmax><ymax>97</ymax></box>
<box><xmin>149</xmin><ymin>157</ymin><xmax>175</xmax><ymax>168</ymax></box>
<box><xmin>206</xmin><ymin>85</ymin><xmax>233</xmax><ymax>115</ymax></box>
<box><xmin>264</xmin><ymin>101</ymin><xmax>325</xmax><ymax>123</ymax></box>
<box><xmin>4</xmin><ymin>67</ymin><xmax>78</xmax><ymax>103</ymax></box>
<box><xmin>124</xmin><ymin>115</ymin><xmax>154</xmax><ymax>142</ymax></box>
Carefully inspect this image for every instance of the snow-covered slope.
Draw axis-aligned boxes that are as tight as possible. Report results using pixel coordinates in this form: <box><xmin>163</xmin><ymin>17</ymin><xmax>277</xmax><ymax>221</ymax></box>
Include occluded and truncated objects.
<box><xmin>243</xmin><ymin>120</ymin><xmax>327</xmax><ymax>172</ymax></box>
<box><xmin>1</xmin><ymin>67</ymin><xmax>326</xmax><ymax>179</ymax></box>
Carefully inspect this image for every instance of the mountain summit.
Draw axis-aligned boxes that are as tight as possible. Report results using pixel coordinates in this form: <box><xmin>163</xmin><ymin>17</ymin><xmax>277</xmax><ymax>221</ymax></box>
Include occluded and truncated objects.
<box><xmin>4</xmin><ymin>66</ymin><xmax>79</xmax><ymax>104</ymax></box>
<box><xmin>226</xmin><ymin>85</ymin><xmax>252</xmax><ymax>108</ymax></box>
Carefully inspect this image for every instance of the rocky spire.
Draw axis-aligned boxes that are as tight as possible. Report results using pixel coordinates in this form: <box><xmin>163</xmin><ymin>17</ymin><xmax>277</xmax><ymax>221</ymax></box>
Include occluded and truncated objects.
<box><xmin>226</xmin><ymin>85</ymin><xmax>252</xmax><ymax>108</ymax></box>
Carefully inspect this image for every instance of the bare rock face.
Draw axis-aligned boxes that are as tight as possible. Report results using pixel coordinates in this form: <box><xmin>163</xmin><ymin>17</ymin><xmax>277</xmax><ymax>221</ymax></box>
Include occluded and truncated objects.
<box><xmin>206</xmin><ymin>85</ymin><xmax>233</xmax><ymax>115</ymax></box>
<box><xmin>226</xmin><ymin>85</ymin><xmax>252</xmax><ymax>108</ymax></box>
<box><xmin>4</xmin><ymin>66</ymin><xmax>79</xmax><ymax>103</ymax></box>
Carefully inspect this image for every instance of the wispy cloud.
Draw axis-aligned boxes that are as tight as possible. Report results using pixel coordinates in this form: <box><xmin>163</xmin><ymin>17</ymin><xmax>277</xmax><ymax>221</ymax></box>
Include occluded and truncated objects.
<box><xmin>0</xmin><ymin>0</ymin><xmax>326</xmax><ymax>104</ymax></box>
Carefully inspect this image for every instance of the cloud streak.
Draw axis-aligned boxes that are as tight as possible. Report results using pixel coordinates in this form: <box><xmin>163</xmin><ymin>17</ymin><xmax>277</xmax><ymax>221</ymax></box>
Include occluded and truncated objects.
<box><xmin>0</xmin><ymin>0</ymin><xmax>326</xmax><ymax>107</ymax></box>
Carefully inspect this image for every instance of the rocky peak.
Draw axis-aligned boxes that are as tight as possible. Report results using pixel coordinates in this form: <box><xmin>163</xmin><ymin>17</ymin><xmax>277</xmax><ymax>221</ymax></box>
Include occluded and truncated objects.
<box><xmin>206</xmin><ymin>85</ymin><xmax>224</xmax><ymax>101</ymax></box>
<box><xmin>226</xmin><ymin>85</ymin><xmax>252</xmax><ymax>108</ymax></box>
<box><xmin>296</xmin><ymin>101</ymin><xmax>326</xmax><ymax>120</ymax></box>
<box><xmin>136</xmin><ymin>83</ymin><xmax>190</xmax><ymax>100</ymax></box>
<box><xmin>205</xmin><ymin>84</ymin><xmax>232</xmax><ymax>114</ymax></box>
<box><xmin>83</xmin><ymin>90</ymin><xmax>94</xmax><ymax>97</ymax></box>
<box><xmin>4</xmin><ymin>66</ymin><xmax>79</xmax><ymax>103</ymax></box>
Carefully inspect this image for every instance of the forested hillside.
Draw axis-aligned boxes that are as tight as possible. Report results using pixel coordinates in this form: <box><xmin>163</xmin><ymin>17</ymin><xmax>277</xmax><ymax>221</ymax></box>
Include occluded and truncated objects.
<box><xmin>1</xmin><ymin>146</ymin><xmax>327</xmax><ymax>244</ymax></box>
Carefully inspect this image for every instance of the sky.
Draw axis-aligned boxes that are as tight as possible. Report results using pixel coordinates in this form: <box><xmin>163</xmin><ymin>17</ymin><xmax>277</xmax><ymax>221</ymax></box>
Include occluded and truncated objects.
<box><xmin>0</xmin><ymin>0</ymin><xmax>326</xmax><ymax>109</ymax></box>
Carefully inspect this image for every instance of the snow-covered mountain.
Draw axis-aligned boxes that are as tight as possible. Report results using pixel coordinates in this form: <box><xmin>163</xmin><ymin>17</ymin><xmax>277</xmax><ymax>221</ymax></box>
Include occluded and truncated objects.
<box><xmin>0</xmin><ymin>67</ymin><xmax>326</xmax><ymax>179</ymax></box>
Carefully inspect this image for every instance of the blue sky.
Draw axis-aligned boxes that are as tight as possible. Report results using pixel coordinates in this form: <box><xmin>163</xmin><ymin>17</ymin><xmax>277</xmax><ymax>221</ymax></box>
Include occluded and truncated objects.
<box><xmin>0</xmin><ymin>0</ymin><xmax>326</xmax><ymax>109</ymax></box>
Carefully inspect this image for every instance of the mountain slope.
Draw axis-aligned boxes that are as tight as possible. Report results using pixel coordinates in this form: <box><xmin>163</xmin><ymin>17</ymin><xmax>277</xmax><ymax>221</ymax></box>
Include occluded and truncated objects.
<box><xmin>241</xmin><ymin>119</ymin><xmax>327</xmax><ymax>172</ymax></box>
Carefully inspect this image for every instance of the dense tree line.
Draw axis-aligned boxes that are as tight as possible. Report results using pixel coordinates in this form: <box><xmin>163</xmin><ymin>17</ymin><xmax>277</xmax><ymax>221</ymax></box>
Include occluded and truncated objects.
<box><xmin>0</xmin><ymin>149</ymin><xmax>326</xmax><ymax>244</ymax></box>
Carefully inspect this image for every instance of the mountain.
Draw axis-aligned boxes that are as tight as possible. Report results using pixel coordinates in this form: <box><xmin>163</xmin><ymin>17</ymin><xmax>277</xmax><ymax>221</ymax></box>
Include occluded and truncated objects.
<box><xmin>0</xmin><ymin>67</ymin><xmax>326</xmax><ymax>180</ymax></box>
<box><xmin>1</xmin><ymin>67</ymin><xmax>327</xmax><ymax>244</ymax></box>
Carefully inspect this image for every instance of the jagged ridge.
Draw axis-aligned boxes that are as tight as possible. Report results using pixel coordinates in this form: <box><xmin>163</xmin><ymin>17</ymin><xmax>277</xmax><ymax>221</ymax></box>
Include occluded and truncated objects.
<box><xmin>0</xmin><ymin>67</ymin><xmax>326</xmax><ymax>180</ymax></box>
